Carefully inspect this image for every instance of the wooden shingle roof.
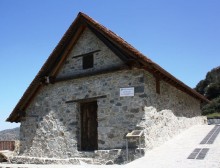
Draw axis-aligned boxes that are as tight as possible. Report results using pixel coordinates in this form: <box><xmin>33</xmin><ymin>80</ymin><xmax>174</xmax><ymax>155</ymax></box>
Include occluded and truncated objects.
<box><xmin>7</xmin><ymin>12</ymin><xmax>209</xmax><ymax>122</ymax></box>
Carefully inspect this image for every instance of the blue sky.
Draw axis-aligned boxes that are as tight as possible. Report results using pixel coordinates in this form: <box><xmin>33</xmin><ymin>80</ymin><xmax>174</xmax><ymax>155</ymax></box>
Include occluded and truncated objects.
<box><xmin>0</xmin><ymin>0</ymin><xmax>220</xmax><ymax>131</ymax></box>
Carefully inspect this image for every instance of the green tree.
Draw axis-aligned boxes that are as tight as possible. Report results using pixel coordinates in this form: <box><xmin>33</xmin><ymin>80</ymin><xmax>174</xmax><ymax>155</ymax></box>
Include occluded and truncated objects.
<box><xmin>202</xmin><ymin>97</ymin><xmax>220</xmax><ymax>115</ymax></box>
<box><xmin>205</xmin><ymin>83</ymin><xmax>220</xmax><ymax>100</ymax></box>
<box><xmin>195</xmin><ymin>80</ymin><xmax>208</xmax><ymax>95</ymax></box>
<box><xmin>195</xmin><ymin>66</ymin><xmax>220</xmax><ymax>116</ymax></box>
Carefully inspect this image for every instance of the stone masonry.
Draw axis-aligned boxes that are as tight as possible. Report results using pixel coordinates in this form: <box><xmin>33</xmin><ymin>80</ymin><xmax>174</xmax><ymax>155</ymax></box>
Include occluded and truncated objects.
<box><xmin>141</xmin><ymin>106</ymin><xmax>207</xmax><ymax>151</ymax></box>
<box><xmin>57</xmin><ymin>28</ymin><xmax>124</xmax><ymax>78</ymax></box>
<box><xmin>15</xmin><ymin>28</ymin><xmax>205</xmax><ymax>164</ymax></box>
<box><xmin>19</xmin><ymin>69</ymin><xmax>147</xmax><ymax>158</ymax></box>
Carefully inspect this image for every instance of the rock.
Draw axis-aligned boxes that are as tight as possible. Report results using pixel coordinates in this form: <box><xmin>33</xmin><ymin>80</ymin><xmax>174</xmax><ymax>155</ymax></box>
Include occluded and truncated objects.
<box><xmin>142</xmin><ymin>106</ymin><xmax>207</xmax><ymax>150</ymax></box>
<box><xmin>105</xmin><ymin>160</ymin><xmax>114</xmax><ymax>165</ymax></box>
<box><xmin>135</xmin><ymin>86</ymin><xmax>144</xmax><ymax>93</ymax></box>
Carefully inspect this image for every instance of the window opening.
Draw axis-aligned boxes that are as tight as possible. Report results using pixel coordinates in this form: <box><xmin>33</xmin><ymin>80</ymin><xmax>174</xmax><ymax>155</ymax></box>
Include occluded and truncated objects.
<box><xmin>83</xmin><ymin>54</ymin><xmax>94</xmax><ymax>69</ymax></box>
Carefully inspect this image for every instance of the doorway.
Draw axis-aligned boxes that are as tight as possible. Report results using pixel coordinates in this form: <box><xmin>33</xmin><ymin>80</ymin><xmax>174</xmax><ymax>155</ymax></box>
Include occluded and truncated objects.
<box><xmin>80</xmin><ymin>101</ymin><xmax>98</xmax><ymax>151</ymax></box>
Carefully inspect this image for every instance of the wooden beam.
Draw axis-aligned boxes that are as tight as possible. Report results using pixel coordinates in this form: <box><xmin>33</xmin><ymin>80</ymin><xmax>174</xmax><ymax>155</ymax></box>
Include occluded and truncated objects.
<box><xmin>72</xmin><ymin>50</ymin><xmax>100</xmax><ymax>59</ymax></box>
<box><xmin>51</xmin><ymin>25</ymin><xmax>86</xmax><ymax>77</ymax></box>
<box><xmin>87</xmin><ymin>24</ymin><xmax>134</xmax><ymax>64</ymax></box>
<box><xmin>66</xmin><ymin>95</ymin><xmax>107</xmax><ymax>103</ymax></box>
<box><xmin>8</xmin><ymin>110</ymin><xmax>22</xmax><ymax>123</ymax></box>
<box><xmin>54</xmin><ymin>65</ymin><xmax>129</xmax><ymax>83</ymax></box>
<box><xmin>156</xmin><ymin>77</ymin><xmax>161</xmax><ymax>94</ymax></box>
<box><xmin>143</xmin><ymin>65</ymin><xmax>203</xmax><ymax>100</ymax></box>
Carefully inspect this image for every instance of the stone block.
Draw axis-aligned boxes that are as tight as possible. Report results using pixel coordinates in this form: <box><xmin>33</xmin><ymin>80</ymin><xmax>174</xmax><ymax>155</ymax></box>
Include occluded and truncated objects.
<box><xmin>115</xmin><ymin>102</ymin><xmax>122</xmax><ymax>106</ymax></box>
<box><xmin>135</xmin><ymin>86</ymin><xmax>144</xmax><ymax>93</ymax></box>
<box><xmin>130</xmin><ymin>108</ymin><xmax>139</xmax><ymax>113</ymax></box>
<box><xmin>139</xmin><ymin>93</ymin><xmax>147</xmax><ymax>98</ymax></box>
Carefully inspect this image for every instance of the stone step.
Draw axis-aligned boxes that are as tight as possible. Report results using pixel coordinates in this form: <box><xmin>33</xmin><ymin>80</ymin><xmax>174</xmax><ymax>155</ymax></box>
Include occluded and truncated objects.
<box><xmin>9</xmin><ymin>156</ymin><xmax>95</xmax><ymax>165</ymax></box>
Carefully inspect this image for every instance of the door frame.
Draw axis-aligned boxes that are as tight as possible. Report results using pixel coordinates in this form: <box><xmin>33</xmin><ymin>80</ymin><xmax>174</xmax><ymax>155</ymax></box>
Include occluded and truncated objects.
<box><xmin>79</xmin><ymin>100</ymin><xmax>98</xmax><ymax>151</ymax></box>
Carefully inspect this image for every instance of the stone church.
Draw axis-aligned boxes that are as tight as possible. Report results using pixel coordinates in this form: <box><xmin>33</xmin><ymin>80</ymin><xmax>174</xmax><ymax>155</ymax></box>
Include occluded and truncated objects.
<box><xmin>7</xmin><ymin>12</ymin><xmax>208</xmax><ymax>164</ymax></box>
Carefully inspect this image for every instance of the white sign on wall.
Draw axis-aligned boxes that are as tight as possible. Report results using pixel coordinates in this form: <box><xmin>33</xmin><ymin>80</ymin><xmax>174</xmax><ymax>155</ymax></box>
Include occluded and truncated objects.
<box><xmin>120</xmin><ymin>87</ymin><xmax>134</xmax><ymax>97</ymax></box>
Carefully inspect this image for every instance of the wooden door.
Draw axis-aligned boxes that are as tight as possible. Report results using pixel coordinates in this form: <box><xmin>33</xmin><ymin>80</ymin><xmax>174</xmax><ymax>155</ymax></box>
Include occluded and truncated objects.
<box><xmin>80</xmin><ymin>101</ymin><xmax>98</xmax><ymax>151</ymax></box>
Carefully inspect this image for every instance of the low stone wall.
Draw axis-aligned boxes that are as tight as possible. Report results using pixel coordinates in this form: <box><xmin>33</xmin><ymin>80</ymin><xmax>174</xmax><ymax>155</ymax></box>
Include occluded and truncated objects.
<box><xmin>208</xmin><ymin>119</ymin><xmax>220</xmax><ymax>125</ymax></box>
<box><xmin>10</xmin><ymin>156</ymin><xmax>81</xmax><ymax>164</ymax></box>
<box><xmin>140</xmin><ymin>106</ymin><xmax>207</xmax><ymax>150</ymax></box>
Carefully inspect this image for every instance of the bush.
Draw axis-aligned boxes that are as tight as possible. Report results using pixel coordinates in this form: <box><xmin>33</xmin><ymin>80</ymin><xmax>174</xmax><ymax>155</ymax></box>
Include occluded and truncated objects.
<box><xmin>205</xmin><ymin>83</ymin><xmax>220</xmax><ymax>100</ymax></box>
<box><xmin>202</xmin><ymin>96</ymin><xmax>220</xmax><ymax>115</ymax></box>
<box><xmin>195</xmin><ymin>80</ymin><xmax>208</xmax><ymax>95</ymax></box>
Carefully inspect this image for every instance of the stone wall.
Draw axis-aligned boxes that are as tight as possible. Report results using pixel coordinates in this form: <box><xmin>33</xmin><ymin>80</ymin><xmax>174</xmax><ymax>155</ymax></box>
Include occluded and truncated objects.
<box><xmin>57</xmin><ymin>28</ymin><xmax>124</xmax><ymax>78</ymax></box>
<box><xmin>208</xmin><ymin>119</ymin><xmax>220</xmax><ymax>125</ymax></box>
<box><xmin>139</xmin><ymin>106</ymin><xmax>207</xmax><ymax>150</ymax></box>
<box><xmin>19</xmin><ymin>68</ymin><xmax>203</xmax><ymax>160</ymax></box>
<box><xmin>19</xmin><ymin>69</ymin><xmax>146</xmax><ymax>158</ymax></box>
<box><xmin>143</xmin><ymin>71</ymin><xmax>201</xmax><ymax>117</ymax></box>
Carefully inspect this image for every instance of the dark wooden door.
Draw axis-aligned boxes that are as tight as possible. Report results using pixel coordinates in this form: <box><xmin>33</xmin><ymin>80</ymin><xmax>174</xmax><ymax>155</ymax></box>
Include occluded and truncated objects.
<box><xmin>80</xmin><ymin>101</ymin><xmax>98</xmax><ymax>151</ymax></box>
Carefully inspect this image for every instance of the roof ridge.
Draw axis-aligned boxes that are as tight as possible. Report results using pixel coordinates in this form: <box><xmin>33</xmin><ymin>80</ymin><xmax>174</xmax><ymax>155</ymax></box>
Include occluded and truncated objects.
<box><xmin>78</xmin><ymin>12</ymin><xmax>154</xmax><ymax>63</ymax></box>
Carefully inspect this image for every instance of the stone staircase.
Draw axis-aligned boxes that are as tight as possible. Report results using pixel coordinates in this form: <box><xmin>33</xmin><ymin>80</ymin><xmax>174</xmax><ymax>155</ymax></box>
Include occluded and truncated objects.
<box><xmin>0</xmin><ymin>148</ymin><xmax>145</xmax><ymax>167</ymax></box>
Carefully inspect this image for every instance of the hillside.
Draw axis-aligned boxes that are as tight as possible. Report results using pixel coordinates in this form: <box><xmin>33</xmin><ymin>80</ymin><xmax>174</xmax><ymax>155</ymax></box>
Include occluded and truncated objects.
<box><xmin>0</xmin><ymin>127</ymin><xmax>19</xmax><ymax>141</ymax></box>
<box><xmin>195</xmin><ymin>66</ymin><xmax>220</xmax><ymax>117</ymax></box>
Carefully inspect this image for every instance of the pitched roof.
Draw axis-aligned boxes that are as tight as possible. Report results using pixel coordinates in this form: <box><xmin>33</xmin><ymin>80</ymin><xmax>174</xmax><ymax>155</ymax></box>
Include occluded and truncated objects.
<box><xmin>7</xmin><ymin>12</ymin><xmax>209</xmax><ymax>122</ymax></box>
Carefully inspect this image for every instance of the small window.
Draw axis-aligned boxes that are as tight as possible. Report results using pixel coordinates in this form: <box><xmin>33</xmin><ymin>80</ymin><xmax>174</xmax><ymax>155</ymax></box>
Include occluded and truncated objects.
<box><xmin>83</xmin><ymin>54</ymin><xmax>94</xmax><ymax>69</ymax></box>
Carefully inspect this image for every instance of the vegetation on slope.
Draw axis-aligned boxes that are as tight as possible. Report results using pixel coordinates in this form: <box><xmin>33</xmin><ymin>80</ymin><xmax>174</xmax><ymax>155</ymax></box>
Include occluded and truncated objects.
<box><xmin>195</xmin><ymin>66</ymin><xmax>220</xmax><ymax>118</ymax></box>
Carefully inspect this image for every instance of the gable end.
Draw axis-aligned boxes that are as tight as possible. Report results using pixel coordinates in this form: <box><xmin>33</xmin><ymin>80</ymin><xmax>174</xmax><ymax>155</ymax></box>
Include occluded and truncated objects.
<box><xmin>6</xmin><ymin>12</ymin><xmax>209</xmax><ymax>123</ymax></box>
